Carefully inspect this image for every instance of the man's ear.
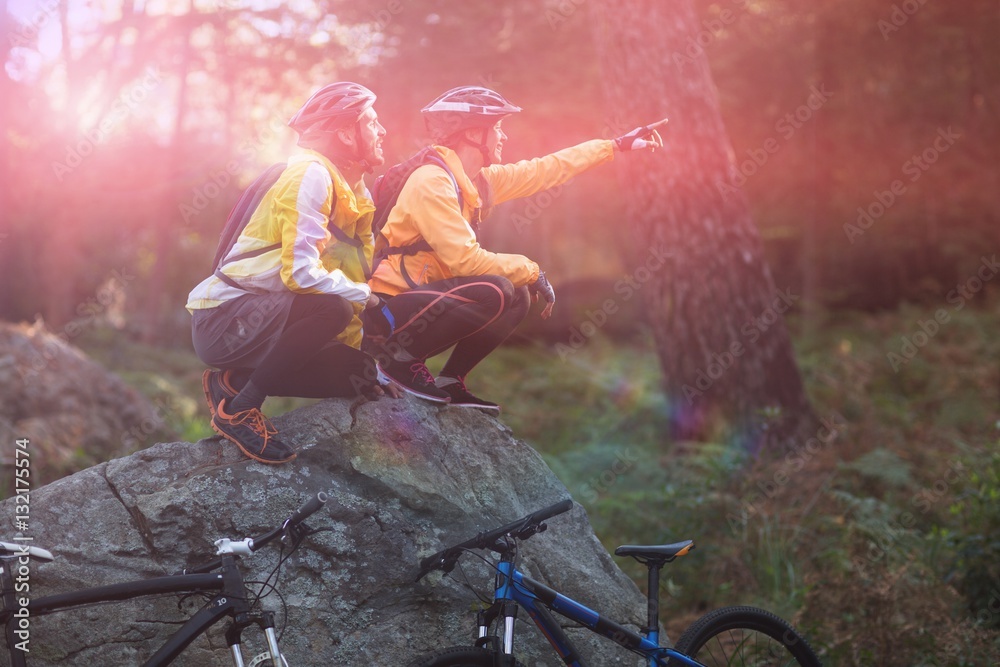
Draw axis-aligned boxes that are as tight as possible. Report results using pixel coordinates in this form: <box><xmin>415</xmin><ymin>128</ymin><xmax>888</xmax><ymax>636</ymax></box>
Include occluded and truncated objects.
<box><xmin>335</xmin><ymin>125</ymin><xmax>357</xmax><ymax>149</ymax></box>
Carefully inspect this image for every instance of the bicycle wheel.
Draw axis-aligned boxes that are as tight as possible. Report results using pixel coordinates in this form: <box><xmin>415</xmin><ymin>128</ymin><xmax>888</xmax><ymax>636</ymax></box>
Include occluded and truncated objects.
<box><xmin>407</xmin><ymin>645</ymin><xmax>527</xmax><ymax>667</ymax></box>
<box><xmin>668</xmin><ymin>606</ymin><xmax>821</xmax><ymax>667</ymax></box>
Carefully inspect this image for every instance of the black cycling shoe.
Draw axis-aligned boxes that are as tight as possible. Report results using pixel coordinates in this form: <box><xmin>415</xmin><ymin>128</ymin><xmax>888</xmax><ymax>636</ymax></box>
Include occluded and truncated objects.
<box><xmin>212</xmin><ymin>399</ymin><xmax>296</xmax><ymax>464</ymax></box>
<box><xmin>438</xmin><ymin>376</ymin><xmax>500</xmax><ymax>413</ymax></box>
<box><xmin>378</xmin><ymin>359</ymin><xmax>450</xmax><ymax>404</ymax></box>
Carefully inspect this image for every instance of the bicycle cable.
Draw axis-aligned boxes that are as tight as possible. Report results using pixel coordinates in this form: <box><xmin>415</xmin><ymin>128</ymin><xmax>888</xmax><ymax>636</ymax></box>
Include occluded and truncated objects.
<box><xmin>246</xmin><ymin>525</ymin><xmax>333</xmax><ymax>639</ymax></box>
<box><xmin>244</xmin><ymin>578</ymin><xmax>289</xmax><ymax>640</ymax></box>
<box><xmin>244</xmin><ymin>550</ymin><xmax>291</xmax><ymax>641</ymax></box>
<box><xmin>251</xmin><ymin>523</ymin><xmax>309</xmax><ymax>606</ymax></box>
<box><xmin>453</xmin><ymin>552</ymin><xmax>493</xmax><ymax>606</ymax></box>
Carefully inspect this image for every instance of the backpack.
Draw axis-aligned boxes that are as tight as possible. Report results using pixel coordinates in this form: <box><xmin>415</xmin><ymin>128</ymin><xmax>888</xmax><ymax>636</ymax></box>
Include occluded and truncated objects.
<box><xmin>370</xmin><ymin>147</ymin><xmax>496</xmax><ymax>287</ymax></box>
<box><xmin>369</xmin><ymin>147</ymin><xmax>459</xmax><ymax>274</ymax></box>
<box><xmin>209</xmin><ymin>163</ymin><xmax>285</xmax><ymax>290</ymax></box>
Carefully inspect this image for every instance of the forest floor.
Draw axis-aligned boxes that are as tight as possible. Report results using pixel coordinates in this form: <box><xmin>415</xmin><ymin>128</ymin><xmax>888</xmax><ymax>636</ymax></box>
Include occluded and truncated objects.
<box><xmin>74</xmin><ymin>291</ymin><xmax>1000</xmax><ymax>666</ymax></box>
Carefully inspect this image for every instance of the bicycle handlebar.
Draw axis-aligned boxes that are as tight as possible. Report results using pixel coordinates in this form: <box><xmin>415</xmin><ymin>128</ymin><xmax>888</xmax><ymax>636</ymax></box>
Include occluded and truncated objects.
<box><xmin>180</xmin><ymin>492</ymin><xmax>329</xmax><ymax>575</ymax></box>
<box><xmin>416</xmin><ymin>499</ymin><xmax>573</xmax><ymax>581</ymax></box>
<box><xmin>285</xmin><ymin>492</ymin><xmax>328</xmax><ymax>527</ymax></box>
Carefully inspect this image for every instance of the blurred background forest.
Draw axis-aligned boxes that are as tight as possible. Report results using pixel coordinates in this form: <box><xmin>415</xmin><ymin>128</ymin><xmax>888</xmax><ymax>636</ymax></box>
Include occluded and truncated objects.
<box><xmin>3</xmin><ymin>0</ymin><xmax>998</xmax><ymax>333</ymax></box>
<box><xmin>2</xmin><ymin>0</ymin><xmax>999</xmax><ymax>664</ymax></box>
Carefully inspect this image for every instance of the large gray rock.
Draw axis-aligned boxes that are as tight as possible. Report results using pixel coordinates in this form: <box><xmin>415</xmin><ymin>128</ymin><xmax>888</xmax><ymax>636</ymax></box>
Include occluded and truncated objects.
<box><xmin>1</xmin><ymin>396</ymin><xmax>653</xmax><ymax>665</ymax></box>
<box><xmin>0</xmin><ymin>320</ymin><xmax>169</xmax><ymax>486</ymax></box>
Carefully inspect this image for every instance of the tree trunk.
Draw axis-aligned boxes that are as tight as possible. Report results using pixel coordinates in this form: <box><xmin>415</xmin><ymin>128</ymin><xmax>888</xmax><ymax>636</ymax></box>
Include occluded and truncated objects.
<box><xmin>589</xmin><ymin>0</ymin><xmax>815</xmax><ymax>449</ymax></box>
<box><xmin>142</xmin><ymin>10</ymin><xmax>194</xmax><ymax>343</ymax></box>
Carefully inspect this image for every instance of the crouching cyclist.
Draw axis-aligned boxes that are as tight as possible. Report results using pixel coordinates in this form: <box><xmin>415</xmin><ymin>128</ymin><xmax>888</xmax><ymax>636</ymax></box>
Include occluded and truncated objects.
<box><xmin>186</xmin><ymin>82</ymin><xmax>397</xmax><ymax>464</ymax></box>
<box><xmin>368</xmin><ymin>85</ymin><xmax>666</xmax><ymax>411</ymax></box>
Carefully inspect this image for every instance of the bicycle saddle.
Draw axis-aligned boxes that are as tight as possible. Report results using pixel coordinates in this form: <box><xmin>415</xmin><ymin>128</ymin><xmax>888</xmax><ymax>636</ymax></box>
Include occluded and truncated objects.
<box><xmin>614</xmin><ymin>540</ymin><xmax>694</xmax><ymax>563</ymax></box>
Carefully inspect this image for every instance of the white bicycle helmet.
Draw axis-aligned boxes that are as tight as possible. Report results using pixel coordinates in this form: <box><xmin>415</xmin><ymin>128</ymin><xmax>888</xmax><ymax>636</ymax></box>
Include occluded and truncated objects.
<box><xmin>288</xmin><ymin>82</ymin><xmax>376</xmax><ymax>141</ymax></box>
<box><xmin>421</xmin><ymin>86</ymin><xmax>521</xmax><ymax>141</ymax></box>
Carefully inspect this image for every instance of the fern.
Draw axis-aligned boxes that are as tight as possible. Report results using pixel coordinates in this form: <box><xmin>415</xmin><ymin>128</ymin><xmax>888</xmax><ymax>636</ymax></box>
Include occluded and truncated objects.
<box><xmin>841</xmin><ymin>447</ymin><xmax>913</xmax><ymax>488</ymax></box>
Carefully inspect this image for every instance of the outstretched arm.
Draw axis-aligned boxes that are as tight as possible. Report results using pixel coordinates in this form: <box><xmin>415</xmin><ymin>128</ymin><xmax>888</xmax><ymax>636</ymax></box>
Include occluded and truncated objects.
<box><xmin>482</xmin><ymin>117</ymin><xmax>668</xmax><ymax>206</ymax></box>
<box><xmin>482</xmin><ymin>139</ymin><xmax>614</xmax><ymax>206</ymax></box>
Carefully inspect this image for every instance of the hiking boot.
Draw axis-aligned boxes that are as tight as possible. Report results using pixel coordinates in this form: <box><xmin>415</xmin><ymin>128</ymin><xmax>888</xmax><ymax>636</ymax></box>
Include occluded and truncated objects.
<box><xmin>438</xmin><ymin>376</ymin><xmax>500</xmax><ymax>413</ymax></box>
<box><xmin>377</xmin><ymin>359</ymin><xmax>450</xmax><ymax>403</ymax></box>
<box><xmin>212</xmin><ymin>399</ymin><xmax>296</xmax><ymax>464</ymax></box>
<box><xmin>202</xmin><ymin>369</ymin><xmax>239</xmax><ymax>418</ymax></box>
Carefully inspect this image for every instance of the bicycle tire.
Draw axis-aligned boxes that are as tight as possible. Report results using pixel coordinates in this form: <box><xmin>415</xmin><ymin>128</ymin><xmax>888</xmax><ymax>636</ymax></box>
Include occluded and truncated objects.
<box><xmin>406</xmin><ymin>645</ymin><xmax>527</xmax><ymax>667</ymax></box>
<box><xmin>667</xmin><ymin>606</ymin><xmax>821</xmax><ymax>667</ymax></box>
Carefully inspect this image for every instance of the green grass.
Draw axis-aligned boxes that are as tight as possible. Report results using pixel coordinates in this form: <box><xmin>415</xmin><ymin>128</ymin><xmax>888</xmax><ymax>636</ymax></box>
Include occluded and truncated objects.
<box><xmin>429</xmin><ymin>332</ymin><xmax>671</xmax><ymax>456</ymax></box>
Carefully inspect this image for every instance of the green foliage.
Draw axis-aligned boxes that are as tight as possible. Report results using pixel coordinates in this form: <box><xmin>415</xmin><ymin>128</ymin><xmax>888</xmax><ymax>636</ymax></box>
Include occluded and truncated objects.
<box><xmin>840</xmin><ymin>447</ymin><xmax>914</xmax><ymax>489</ymax></box>
<box><xmin>943</xmin><ymin>448</ymin><xmax>1000</xmax><ymax>628</ymax></box>
<box><xmin>484</xmin><ymin>296</ymin><xmax>998</xmax><ymax>663</ymax></box>
<box><xmin>432</xmin><ymin>334</ymin><xmax>671</xmax><ymax>457</ymax></box>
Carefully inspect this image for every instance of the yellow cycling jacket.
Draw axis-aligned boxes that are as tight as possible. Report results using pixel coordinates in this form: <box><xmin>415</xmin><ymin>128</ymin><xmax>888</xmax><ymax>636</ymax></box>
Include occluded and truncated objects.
<box><xmin>368</xmin><ymin>139</ymin><xmax>614</xmax><ymax>296</ymax></box>
<box><xmin>186</xmin><ymin>149</ymin><xmax>374</xmax><ymax>348</ymax></box>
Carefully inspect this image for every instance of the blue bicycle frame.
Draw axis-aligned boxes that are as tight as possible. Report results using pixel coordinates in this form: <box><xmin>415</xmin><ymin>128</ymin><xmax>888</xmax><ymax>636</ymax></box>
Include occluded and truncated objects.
<box><xmin>488</xmin><ymin>558</ymin><xmax>703</xmax><ymax>667</ymax></box>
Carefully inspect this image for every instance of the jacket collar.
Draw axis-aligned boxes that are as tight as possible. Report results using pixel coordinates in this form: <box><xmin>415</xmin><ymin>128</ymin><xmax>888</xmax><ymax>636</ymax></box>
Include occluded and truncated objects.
<box><xmin>290</xmin><ymin>149</ymin><xmax>375</xmax><ymax>217</ymax></box>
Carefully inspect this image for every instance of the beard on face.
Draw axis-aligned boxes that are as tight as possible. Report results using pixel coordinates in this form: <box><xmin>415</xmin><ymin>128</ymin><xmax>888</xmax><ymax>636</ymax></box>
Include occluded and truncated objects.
<box><xmin>363</xmin><ymin>134</ymin><xmax>385</xmax><ymax>166</ymax></box>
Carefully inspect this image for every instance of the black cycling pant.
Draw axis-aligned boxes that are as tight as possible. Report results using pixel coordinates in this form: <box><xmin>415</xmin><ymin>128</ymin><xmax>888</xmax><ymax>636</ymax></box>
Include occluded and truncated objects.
<box><xmin>230</xmin><ymin>293</ymin><xmax>377</xmax><ymax>399</ymax></box>
<box><xmin>378</xmin><ymin>275</ymin><xmax>531</xmax><ymax>379</ymax></box>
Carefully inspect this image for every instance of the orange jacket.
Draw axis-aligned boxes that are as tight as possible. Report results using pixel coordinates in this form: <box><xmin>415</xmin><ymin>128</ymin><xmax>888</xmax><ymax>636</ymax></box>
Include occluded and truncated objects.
<box><xmin>368</xmin><ymin>139</ymin><xmax>614</xmax><ymax>295</ymax></box>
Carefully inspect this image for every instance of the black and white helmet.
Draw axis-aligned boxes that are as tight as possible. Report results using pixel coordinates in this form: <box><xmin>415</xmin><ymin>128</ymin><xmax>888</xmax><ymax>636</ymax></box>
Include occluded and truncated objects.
<box><xmin>288</xmin><ymin>82</ymin><xmax>376</xmax><ymax>141</ymax></box>
<box><xmin>421</xmin><ymin>86</ymin><xmax>521</xmax><ymax>141</ymax></box>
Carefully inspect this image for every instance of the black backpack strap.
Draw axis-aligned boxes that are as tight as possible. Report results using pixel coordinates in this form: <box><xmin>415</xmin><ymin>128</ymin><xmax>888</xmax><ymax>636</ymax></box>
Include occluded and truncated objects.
<box><xmin>380</xmin><ymin>241</ymin><xmax>433</xmax><ymax>256</ymax></box>
<box><xmin>383</xmin><ymin>239</ymin><xmax>433</xmax><ymax>289</ymax></box>
<box><xmin>399</xmin><ymin>255</ymin><xmax>421</xmax><ymax>290</ymax></box>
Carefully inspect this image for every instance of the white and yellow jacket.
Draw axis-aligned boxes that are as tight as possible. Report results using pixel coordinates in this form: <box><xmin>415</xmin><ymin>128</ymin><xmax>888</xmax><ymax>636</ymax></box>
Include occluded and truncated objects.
<box><xmin>369</xmin><ymin>139</ymin><xmax>614</xmax><ymax>296</ymax></box>
<box><xmin>186</xmin><ymin>149</ymin><xmax>374</xmax><ymax>348</ymax></box>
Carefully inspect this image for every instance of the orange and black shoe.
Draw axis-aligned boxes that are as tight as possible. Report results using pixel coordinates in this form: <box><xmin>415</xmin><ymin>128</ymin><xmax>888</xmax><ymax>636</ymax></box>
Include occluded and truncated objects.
<box><xmin>202</xmin><ymin>369</ymin><xmax>239</xmax><ymax>418</ymax></box>
<box><xmin>211</xmin><ymin>399</ymin><xmax>296</xmax><ymax>464</ymax></box>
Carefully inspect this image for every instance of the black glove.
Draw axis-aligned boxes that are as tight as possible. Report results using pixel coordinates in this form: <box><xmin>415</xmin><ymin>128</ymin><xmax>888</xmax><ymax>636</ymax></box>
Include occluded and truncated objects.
<box><xmin>361</xmin><ymin>302</ymin><xmax>396</xmax><ymax>339</ymax></box>
<box><xmin>530</xmin><ymin>272</ymin><xmax>556</xmax><ymax>319</ymax></box>
<box><xmin>613</xmin><ymin>119</ymin><xmax>667</xmax><ymax>152</ymax></box>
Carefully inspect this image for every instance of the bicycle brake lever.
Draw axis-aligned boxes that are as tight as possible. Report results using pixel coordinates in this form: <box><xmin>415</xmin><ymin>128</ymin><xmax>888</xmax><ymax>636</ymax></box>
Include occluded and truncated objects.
<box><xmin>441</xmin><ymin>552</ymin><xmax>461</xmax><ymax>574</ymax></box>
<box><xmin>281</xmin><ymin>521</ymin><xmax>314</xmax><ymax>549</ymax></box>
<box><xmin>511</xmin><ymin>521</ymin><xmax>547</xmax><ymax>541</ymax></box>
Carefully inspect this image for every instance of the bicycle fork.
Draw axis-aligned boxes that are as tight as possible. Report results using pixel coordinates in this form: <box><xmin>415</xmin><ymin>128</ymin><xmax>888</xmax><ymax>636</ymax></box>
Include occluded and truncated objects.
<box><xmin>472</xmin><ymin>557</ymin><xmax>522</xmax><ymax>667</ymax></box>
<box><xmin>477</xmin><ymin>601</ymin><xmax>519</xmax><ymax>653</ymax></box>
<box><xmin>225</xmin><ymin>610</ymin><xmax>283</xmax><ymax>667</ymax></box>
